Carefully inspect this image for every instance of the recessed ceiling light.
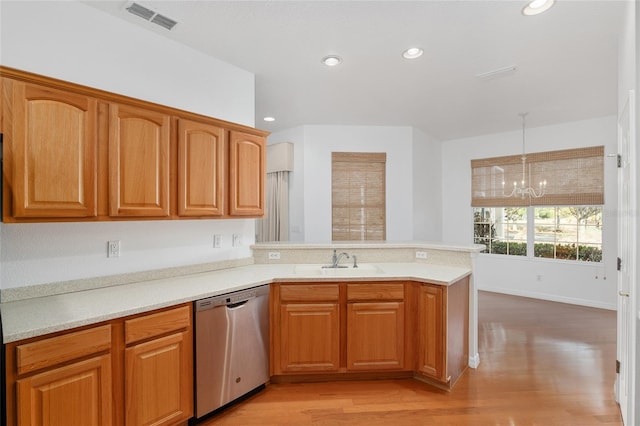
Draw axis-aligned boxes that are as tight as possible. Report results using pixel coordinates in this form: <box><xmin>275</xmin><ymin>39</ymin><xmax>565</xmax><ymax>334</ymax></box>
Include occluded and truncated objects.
<box><xmin>321</xmin><ymin>55</ymin><xmax>342</xmax><ymax>67</ymax></box>
<box><xmin>263</xmin><ymin>116</ymin><xmax>275</xmax><ymax>122</ymax></box>
<box><xmin>522</xmin><ymin>0</ymin><xmax>555</xmax><ymax>16</ymax></box>
<box><xmin>402</xmin><ymin>47</ymin><xmax>423</xmax><ymax>60</ymax></box>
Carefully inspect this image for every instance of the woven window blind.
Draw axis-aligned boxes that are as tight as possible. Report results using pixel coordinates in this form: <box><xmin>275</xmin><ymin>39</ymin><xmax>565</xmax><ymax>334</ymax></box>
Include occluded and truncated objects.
<box><xmin>332</xmin><ymin>152</ymin><xmax>386</xmax><ymax>241</ymax></box>
<box><xmin>471</xmin><ymin>146</ymin><xmax>604</xmax><ymax>207</ymax></box>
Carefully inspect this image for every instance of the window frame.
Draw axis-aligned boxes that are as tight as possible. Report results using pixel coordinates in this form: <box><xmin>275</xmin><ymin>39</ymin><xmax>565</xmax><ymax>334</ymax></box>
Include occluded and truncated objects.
<box><xmin>474</xmin><ymin>205</ymin><xmax>603</xmax><ymax>263</ymax></box>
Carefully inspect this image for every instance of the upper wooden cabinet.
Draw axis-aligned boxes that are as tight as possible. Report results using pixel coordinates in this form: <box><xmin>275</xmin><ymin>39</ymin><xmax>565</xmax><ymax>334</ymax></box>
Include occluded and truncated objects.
<box><xmin>109</xmin><ymin>103</ymin><xmax>171</xmax><ymax>217</ymax></box>
<box><xmin>229</xmin><ymin>131</ymin><xmax>265</xmax><ymax>216</ymax></box>
<box><xmin>2</xmin><ymin>80</ymin><xmax>98</xmax><ymax>219</ymax></box>
<box><xmin>177</xmin><ymin>119</ymin><xmax>225</xmax><ymax>217</ymax></box>
<box><xmin>0</xmin><ymin>67</ymin><xmax>268</xmax><ymax>223</ymax></box>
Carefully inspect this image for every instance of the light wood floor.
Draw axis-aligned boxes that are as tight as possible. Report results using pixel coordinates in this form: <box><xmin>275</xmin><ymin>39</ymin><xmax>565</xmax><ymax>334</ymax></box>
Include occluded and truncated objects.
<box><xmin>199</xmin><ymin>291</ymin><xmax>622</xmax><ymax>425</ymax></box>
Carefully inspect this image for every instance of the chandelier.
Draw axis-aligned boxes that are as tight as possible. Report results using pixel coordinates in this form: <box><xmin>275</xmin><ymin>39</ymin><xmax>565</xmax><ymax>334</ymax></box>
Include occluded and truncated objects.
<box><xmin>503</xmin><ymin>113</ymin><xmax>546</xmax><ymax>199</ymax></box>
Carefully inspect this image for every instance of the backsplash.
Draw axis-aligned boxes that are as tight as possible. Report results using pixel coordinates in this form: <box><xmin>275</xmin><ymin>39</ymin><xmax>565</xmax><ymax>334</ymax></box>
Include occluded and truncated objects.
<box><xmin>251</xmin><ymin>242</ymin><xmax>479</xmax><ymax>269</ymax></box>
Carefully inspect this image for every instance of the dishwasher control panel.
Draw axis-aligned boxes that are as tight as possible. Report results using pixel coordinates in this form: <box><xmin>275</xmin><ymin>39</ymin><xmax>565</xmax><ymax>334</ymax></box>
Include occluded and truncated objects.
<box><xmin>195</xmin><ymin>285</ymin><xmax>269</xmax><ymax>311</ymax></box>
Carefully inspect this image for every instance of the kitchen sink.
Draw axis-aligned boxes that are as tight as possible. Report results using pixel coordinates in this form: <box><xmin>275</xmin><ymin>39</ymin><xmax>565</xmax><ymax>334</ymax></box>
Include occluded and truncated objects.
<box><xmin>293</xmin><ymin>264</ymin><xmax>384</xmax><ymax>276</ymax></box>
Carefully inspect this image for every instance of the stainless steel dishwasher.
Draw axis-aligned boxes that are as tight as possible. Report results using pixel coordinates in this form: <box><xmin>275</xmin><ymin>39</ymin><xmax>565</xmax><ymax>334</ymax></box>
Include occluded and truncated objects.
<box><xmin>194</xmin><ymin>284</ymin><xmax>269</xmax><ymax>420</ymax></box>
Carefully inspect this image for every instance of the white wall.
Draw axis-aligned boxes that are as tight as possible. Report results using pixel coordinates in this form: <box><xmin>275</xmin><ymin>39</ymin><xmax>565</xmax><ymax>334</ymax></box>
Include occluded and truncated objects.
<box><xmin>270</xmin><ymin>125</ymin><xmax>415</xmax><ymax>242</ymax></box>
<box><xmin>0</xmin><ymin>1</ymin><xmax>257</xmax><ymax>289</ymax></box>
<box><xmin>442</xmin><ymin>116</ymin><xmax>618</xmax><ymax>309</ymax></box>
<box><xmin>412</xmin><ymin>128</ymin><xmax>442</xmax><ymax>241</ymax></box>
<box><xmin>0</xmin><ymin>2</ymin><xmax>254</xmax><ymax>126</ymax></box>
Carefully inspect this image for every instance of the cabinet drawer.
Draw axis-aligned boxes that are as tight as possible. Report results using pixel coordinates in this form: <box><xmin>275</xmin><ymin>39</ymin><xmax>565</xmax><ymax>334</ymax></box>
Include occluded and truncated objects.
<box><xmin>347</xmin><ymin>283</ymin><xmax>404</xmax><ymax>301</ymax></box>
<box><xmin>280</xmin><ymin>284</ymin><xmax>340</xmax><ymax>302</ymax></box>
<box><xmin>16</xmin><ymin>325</ymin><xmax>111</xmax><ymax>376</ymax></box>
<box><xmin>125</xmin><ymin>305</ymin><xmax>191</xmax><ymax>345</ymax></box>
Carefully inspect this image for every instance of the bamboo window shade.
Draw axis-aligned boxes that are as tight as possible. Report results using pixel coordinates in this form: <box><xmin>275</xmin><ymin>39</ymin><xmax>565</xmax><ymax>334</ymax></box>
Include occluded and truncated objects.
<box><xmin>332</xmin><ymin>152</ymin><xmax>386</xmax><ymax>241</ymax></box>
<box><xmin>471</xmin><ymin>145</ymin><xmax>604</xmax><ymax>207</ymax></box>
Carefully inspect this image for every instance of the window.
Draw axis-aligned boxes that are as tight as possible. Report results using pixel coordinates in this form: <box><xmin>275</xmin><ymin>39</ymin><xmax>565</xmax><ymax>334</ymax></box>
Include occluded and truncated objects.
<box><xmin>474</xmin><ymin>206</ymin><xmax>603</xmax><ymax>262</ymax></box>
<box><xmin>471</xmin><ymin>146</ymin><xmax>604</xmax><ymax>263</ymax></box>
<box><xmin>332</xmin><ymin>152</ymin><xmax>386</xmax><ymax>241</ymax></box>
<box><xmin>474</xmin><ymin>207</ymin><xmax>527</xmax><ymax>256</ymax></box>
<box><xmin>534</xmin><ymin>206</ymin><xmax>602</xmax><ymax>261</ymax></box>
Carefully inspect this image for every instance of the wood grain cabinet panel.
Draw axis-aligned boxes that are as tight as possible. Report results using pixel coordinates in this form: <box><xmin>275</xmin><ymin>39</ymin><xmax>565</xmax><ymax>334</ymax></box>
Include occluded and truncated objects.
<box><xmin>1</xmin><ymin>69</ymin><xmax>268</xmax><ymax>222</ymax></box>
<box><xmin>347</xmin><ymin>301</ymin><xmax>405</xmax><ymax>371</ymax></box>
<box><xmin>278</xmin><ymin>303</ymin><xmax>340</xmax><ymax>373</ymax></box>
<box><xmin>109</xmin><ymin>103</ymin><xmax>170</xmax><ymax>217</ymax></box>
<box><xmin>5</xmin><ymin>303</ymin><xmax>193</xmax><ymax>426</ymax></box>
<box><xmin>177</xmin><ymin>119</ymin><xmax>225</xmax><ymax>217</ymax></box>
<box><xmin>16</xmin><ymin>353</ymin><xmax>112</xmax><ymax>426</ymax></box>
<box><xmin>125</xmin><ymin>331</ymin><xmax>192</xmax><ymax>426</ymax></box>
<box><xmin>16</xmin><ymin>325</ymin><xmax>111</xmax><ymax>376</ymax></box>
<box><xmin>417</xmin><ymin>284</ymin><xmax>446</xmax><ymax>381</ymax></box>
<box><xmin>228</xmin><ymin>131</ymin><xmax>265</xmax><ymax>216</ymax></box>
<box><xmin>6</xmin><ymin>80</ymin><xmax>97</xmax><ymax>218</ymax></box>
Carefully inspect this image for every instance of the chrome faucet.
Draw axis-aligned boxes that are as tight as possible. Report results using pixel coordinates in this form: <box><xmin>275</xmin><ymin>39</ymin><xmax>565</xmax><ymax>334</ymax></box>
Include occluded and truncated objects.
<box><xmin>328</xmin><ymin>249</ymin><xmax>350</xmax><ymax>268</ymax></box>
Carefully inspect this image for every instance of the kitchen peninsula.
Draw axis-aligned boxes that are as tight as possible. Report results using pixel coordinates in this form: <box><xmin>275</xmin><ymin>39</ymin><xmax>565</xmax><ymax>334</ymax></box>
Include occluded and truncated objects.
<box><xmin>1</xmin><ymin>241</ymin><xmax>482</xmax><ymax>425</ymax></box>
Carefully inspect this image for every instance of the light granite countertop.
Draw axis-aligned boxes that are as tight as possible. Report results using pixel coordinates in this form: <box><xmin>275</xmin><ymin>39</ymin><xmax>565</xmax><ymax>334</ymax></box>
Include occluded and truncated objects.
<box><xmin>0</xmin><ymin>262</ymin><xmax>471</xmax><ymax>344</ymax></box>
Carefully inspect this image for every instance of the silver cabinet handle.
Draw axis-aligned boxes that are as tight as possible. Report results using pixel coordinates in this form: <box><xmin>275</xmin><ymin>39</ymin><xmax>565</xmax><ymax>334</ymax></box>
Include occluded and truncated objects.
<box><xmin>619</xmin><ymin>291</ymin><xmax>630</xmax><ymax>297</ymax></box>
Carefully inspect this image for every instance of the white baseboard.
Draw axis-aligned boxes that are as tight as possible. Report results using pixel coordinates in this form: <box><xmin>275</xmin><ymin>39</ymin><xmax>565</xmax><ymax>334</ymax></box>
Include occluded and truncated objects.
<box><xmin>468</xmin><ymin>353</ymin><xmax>480</xmax><ymax>369</ymax></box>
<box><xmin>478</xmin><ymin>286</ymin><xmax>617</xmax><ymax>311</ymax></box>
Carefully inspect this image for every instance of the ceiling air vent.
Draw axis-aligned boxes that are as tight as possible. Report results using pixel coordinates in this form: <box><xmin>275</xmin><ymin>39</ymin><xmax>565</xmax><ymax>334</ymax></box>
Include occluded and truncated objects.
<box><xmin>151</xmin><ymin>14</ymin><xmax>178</xmax><ymax>30</ymax></box>
<box><xmin>126</xmin><ymin>2</ymin><xmax>178</xmax><ymax>31</ymax></box>
<box><xmin>126</xmin><ymin>3</ymin><xmax>154</xmax><ymax>20</ymax></box>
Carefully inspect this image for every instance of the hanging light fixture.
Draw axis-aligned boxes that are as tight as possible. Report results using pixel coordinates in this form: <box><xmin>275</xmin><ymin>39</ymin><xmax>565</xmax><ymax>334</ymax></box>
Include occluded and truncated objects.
<box><xmin>502</xmin><ymin>113</ymin><xmax>546</xmax><ymax>199</ymax></box>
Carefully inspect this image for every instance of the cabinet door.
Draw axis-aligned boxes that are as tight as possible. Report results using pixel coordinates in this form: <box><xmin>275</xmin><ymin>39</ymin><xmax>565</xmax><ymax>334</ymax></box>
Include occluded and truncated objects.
<box><xmin>125</xmin><ymin>331</ymin><xmax>192</xmax><ymax>426</ymax></box>
<box><xmin>109</xmin><ymin>104</ymin><xmax>170</xmax><ymax>217</ymax></box>
<box><xmin>228</xmin><ymin>131</ymin><xmax>265</xmax><ymax>216</ymax></box>
<box><xmin>347</xmin><ymin>302</ymin><xmax>404</xmax><ymax>370</ymax></box>
<box><xmin>177</xmin><ymin>119</ymin><xmax>225</xmax><ymax>216</ymax></box>
<box><xmin>17</xmin><ymin>354</ymin><xmax>112</xmax><ymax>426</ymax></box>
<box><xmin>417</xmin><ymin>285</ymin><xmax>446</xmax><ymax>381</ymax></box>
<box><xmin>9</xmin><ymin>81</ymin><xmax>97</xmax><ymax>218</ymax></box>
<box><xmin>279</xmin><ymin>303</ymin><xmax>340</xmax><ymax>372</ymax></box>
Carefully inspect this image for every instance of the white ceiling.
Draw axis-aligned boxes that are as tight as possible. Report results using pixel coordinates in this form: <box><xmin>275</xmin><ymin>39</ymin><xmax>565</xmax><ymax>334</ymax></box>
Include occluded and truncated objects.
<box><xmin>84</xmin><ymin>0</ymin><xmax>625</xmax><ymax>141</ymax></box>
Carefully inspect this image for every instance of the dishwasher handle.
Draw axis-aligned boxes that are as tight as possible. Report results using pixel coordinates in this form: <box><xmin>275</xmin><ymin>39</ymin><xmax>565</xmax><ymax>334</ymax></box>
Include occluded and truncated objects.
<box><xmin>227</xmin><ymin>300</ymin><xmax>248</xmax><ymax>309</ymax></box>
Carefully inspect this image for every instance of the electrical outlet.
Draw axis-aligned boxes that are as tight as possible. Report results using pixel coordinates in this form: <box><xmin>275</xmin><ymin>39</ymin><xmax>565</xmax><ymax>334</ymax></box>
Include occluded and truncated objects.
<box><xmin>108</xmin><ymin>240</ymin><xmax>120</xmax><ymax>258</ymax></box>
<box><xmin>268</xmin><ymin>251</ymin><xmax>281</xmax><ymax>260</ymax></box>
<box><xmin>415</xmin><ymin>251</ymin><xmax>427</xmax><ymax>259</ymax></box>
<box><xmin>536</xmin><ymin>274</ymin><xmax>543</xmax><ymax>282</ymax></box>
<box><xmin>213</xmin><ymin>234</ymin><xmax>222</xmax><ymax>248</ymax></box>
<box><xmin>232</xmin><ymin>234</ymin><xmax>241</xmax><ymax>247</ymax></box>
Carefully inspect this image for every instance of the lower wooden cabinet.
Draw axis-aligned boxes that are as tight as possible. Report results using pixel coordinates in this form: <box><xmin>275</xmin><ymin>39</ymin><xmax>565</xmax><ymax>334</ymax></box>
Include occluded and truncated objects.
<box><xmin>417</xmin><ymin>284</ymin><xmax>445</xmax><ymax>380</ymax></box>
<box><xmin>16</xmin><ymin>351</ymin><xmax>113</xmax><ymax>426</ymax></box>
<box><xmin>415</xmin><ymin>278</ymin><xmax>470</xmax><ymax>387</ymax></box>
<box><xmin>124</xmin><ymin>306</ymin><xmax>193</xmax><ymax>426</ymax></box>
<box><xmin>272</xmin><ymin>284</ymin><xmax>340</xmax><ymax>374</ymax></box>
<box><xmin>271</xmin><ymin>282</ymin><xmax>410</xmax><ymax>376</ymax></box>
<box><xmin>346</xmin><ymin>283</ymin><xmax>405</xmax><ymax>371</ymax></box>
<box><xmin>5</xmin><ymin>304</ymin><xmax>193</xmax><ymax>426</ymax></box>
<box><xmin>279</xmin><ymin>302</ymin><xmax>340</xmax><ymax>372</ymax></box>
<box><xmin>271</xmin><ymin>279</ymin><xmax>470</xmax><ymax>389</ymax></box>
